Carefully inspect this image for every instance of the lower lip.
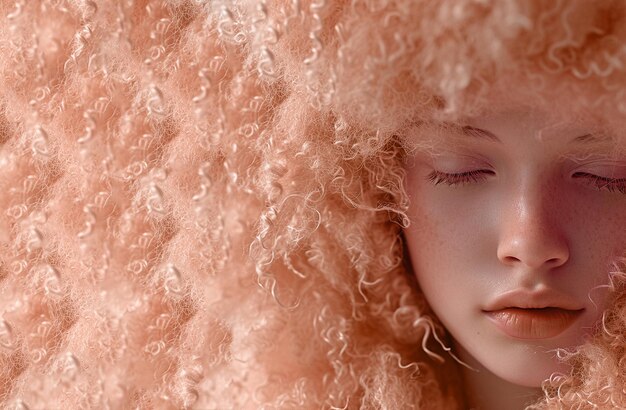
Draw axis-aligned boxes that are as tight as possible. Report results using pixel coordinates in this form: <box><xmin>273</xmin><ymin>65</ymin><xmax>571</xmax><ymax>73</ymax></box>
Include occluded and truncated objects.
<box><xmin>484</xmin><ymin>308</ymin><xmax>584</xmax><ymax>339</ymax></box>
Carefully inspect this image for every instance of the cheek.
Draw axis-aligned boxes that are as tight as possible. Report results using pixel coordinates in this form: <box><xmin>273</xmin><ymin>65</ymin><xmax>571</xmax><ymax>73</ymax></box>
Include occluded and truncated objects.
<box><xmin>599</xmin><ymin>206</ymin><xmax>626</xmax><ymax>257</ymax></box>
<box><xmin>566</xmin><ymin>190</ymin><xmax>626</xmax><ymax>252</ymax></box>
<box><xmin>569</xmin><ymin>201</ymin><xmax>626</xmax><ymax>312</ymax></box>
<box><xmin>403</xmin><ymin>171</ymin><xmax>496</xmax><ymax>270</ymax></box>
<box><xmin>566</xmin><ymin>193</ymin><xmax>626</xmax><ymax>272</ymax></box>
<box><xmin>402</xmin><ymin>173</ymin><xmax>495</xmax><ymax>313</ymax></box>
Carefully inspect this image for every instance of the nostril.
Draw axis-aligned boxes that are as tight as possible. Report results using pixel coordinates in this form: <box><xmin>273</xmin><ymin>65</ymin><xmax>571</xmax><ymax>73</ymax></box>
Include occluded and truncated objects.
<box><xmin>546</xmin><ymin>257</ymin><xmax>563</xmax><ymax>265</ymax></box>
<box><xmin>503</xmin><ymin>256</ymin><xmax>521</xmax><ymax>264</ymax></box>
<box><xmin>497</xmin><ymin>232</ymin><xmax>570</xmax><ymax>270</ymax></box>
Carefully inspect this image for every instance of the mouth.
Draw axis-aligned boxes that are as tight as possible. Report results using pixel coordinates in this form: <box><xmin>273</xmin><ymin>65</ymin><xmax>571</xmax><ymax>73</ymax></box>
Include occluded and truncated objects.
<box><xmin>483</xmin><ymin>307</ymin><xmax>585</xmax><ymax>340</ymax></box>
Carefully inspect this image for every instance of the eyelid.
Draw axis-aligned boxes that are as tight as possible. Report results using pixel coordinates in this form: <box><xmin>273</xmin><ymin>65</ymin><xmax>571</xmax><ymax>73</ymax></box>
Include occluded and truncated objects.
<box><xmin>567</xmin><ymin>155</ymin><xmax>626</xmax><ymax>166</ymax></box>
<box><xmin>429</xmin><ymin>169</ymin><xmax>626</xmax><ymax>194</ymax></box>
<box><xmin>572</xmin><ymin>172</ymin><xmax>626</xmax><ymax>194</ymax></box>
<box><xmin>571</xmin><ymin>162</ymin><xmax>626</xmax><ymax>179</ymax></box>
<box><xmin>572</xmin><ymin>172</ymin><xmax>626</xmax><ymax>180</ymax></box>
<box><xmin>427</xmin><ymin>169</ymin><xmax>495</xmax><ymax>186</ymax></box>
<box><xmin>429</xmin><ymin>153</ymin><xmax>493</xmax><ymax>173</ymax></box>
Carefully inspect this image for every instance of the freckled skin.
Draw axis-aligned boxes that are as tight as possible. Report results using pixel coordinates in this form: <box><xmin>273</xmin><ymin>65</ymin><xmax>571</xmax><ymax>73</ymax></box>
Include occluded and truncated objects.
<box><xmin>403</xmin><ymin>109</ymin><xmax>626</xmax><ymax>408</ymax></box>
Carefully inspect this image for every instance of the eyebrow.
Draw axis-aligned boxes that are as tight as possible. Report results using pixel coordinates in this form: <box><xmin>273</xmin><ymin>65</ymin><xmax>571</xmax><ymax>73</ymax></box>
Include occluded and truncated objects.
<box><xmin>461</xmin><ymin>126</ymin><xmax>500</xmax><ymax>142</ymax></box>
<box><xmin>461</xmin><ymin>126</ymin><xmax>615</xmax><ymax>145</ymax></box>
<box><xmin>569</xmin><ymin>133</ymin><xmax>615</xmax><ymax>145</ymax></box>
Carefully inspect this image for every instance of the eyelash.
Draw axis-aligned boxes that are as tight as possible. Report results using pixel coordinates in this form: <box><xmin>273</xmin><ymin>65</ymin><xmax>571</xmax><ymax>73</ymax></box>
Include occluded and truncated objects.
<box><xmin>427</xmin><ymin>170</ymin><xmax>493</xmax><ymax>186</ymax></box>
<box><xmin>427</xmin><ymin>170</ymin><xmax>626</xmax><ymax>194</ymax></box>
<box><xmin>572</xmin><ymin>172</ymin><xmax>626</xmax><ymax>194</ymax></box>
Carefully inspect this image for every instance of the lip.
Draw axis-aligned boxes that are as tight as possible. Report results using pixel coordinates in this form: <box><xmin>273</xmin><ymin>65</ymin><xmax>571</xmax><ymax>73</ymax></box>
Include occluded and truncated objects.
<box><xmin>484</xmin><ymin>308</ymin><xmax>584</xmax><ymax>339</ymax></box>
<box><xmin>483</xmin><ymin>288</ymin><xmax>585</xmax><ymax>339</ymax></box>
<box><xmin>483</xmin><ymin>288</ymin><xmax>584</xmax><ymax>311</ymax></box>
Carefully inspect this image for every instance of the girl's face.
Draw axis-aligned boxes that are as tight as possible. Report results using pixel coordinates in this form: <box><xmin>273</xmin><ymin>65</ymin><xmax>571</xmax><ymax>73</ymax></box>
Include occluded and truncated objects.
<box><xmin>403</xmin><ymin>109</ymin><xmax>626</xmax><ymax>387</ymax></box>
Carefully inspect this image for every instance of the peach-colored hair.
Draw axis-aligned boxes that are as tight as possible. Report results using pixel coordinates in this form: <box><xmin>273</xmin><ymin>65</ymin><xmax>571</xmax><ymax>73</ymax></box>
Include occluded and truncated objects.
<box><xmin>0</xmin><ymin>0</ymin><xmax>625</xmax><ymax>408</ymax></box>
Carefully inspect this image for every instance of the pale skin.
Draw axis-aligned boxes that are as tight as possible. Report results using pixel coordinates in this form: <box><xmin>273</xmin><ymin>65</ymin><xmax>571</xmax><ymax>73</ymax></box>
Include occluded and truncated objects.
<box><xmin>402</xmin><ymin>108</ymin><xmax>626</xmax><ymax>409</ymax></box>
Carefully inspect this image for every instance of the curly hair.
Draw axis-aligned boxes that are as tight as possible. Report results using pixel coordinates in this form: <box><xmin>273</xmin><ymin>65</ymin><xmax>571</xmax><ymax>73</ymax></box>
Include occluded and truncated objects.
<box><xmin>0</xmin><ymin>0</ymin><xmax>625</xmax><ymax>408</ymax></box>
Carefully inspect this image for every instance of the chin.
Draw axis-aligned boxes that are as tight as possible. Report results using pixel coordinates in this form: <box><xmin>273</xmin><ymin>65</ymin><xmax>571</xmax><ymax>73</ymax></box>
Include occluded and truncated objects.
<box><xmin>454</xmin><ymin>332</ymin><xmax>578</xmax><ymax>388</ymax></box>
<box><xmin>489</xmin><ymin>355</ymin><xmax>567</xmax><ymax>388</ymax></box>
<box><xmin>480</xmin><ymin>341</ymin><xmax>575</xmax><ymax>388</ymax></box>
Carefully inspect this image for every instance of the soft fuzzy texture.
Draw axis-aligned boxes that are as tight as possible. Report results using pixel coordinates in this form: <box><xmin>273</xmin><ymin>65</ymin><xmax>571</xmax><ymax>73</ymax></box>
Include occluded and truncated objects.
<box><xmin>0</xmin><ymin>0</ymin><xmax>625</xmax><ymax>409</ymax></box>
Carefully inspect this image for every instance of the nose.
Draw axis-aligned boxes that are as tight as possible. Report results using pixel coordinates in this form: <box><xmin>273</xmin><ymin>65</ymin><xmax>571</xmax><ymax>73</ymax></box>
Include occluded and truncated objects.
<box><xmin>496</xmin><ymin>183</ymin><xmax>570</xmax><ymax>271</ymax></box>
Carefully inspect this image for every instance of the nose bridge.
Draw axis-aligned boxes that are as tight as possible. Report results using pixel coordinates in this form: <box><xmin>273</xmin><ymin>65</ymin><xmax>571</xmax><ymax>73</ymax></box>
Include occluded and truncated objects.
<box><xmin>497</xmin><ymin>174</ymin><xmax>569</xmax><ymax>271</ymax></box>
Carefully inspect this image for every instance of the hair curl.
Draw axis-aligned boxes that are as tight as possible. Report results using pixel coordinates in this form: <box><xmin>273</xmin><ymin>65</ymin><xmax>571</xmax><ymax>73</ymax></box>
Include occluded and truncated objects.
<box><xmin>0</xmin><ymin>0</ymin><xmax>625</xmax><ymax>409</ymax></box>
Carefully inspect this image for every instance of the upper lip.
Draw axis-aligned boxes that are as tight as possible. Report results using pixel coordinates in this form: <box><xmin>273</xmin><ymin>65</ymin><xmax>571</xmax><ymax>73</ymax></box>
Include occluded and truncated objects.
<box><xmin>483</xmin><ymin>288</ymin><xmax>585</xmax><ymax>312</ymax></box>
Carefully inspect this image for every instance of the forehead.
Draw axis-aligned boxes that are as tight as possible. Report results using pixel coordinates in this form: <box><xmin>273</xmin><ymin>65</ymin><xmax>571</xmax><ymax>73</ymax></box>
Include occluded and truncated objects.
<box><xmin>467</xmin><ymin>109</ymin><xmax>626</xmax><ymax>156</ymax></box>
<box><xmin>465</xmin><ymin>108</ymin><xmax>602</xmax><ymax>137</ymax></box>
<box><xmin>437</xmin><ymin>109</ymin><xmax>617</xmax><ymax>147</ymax></box>
<box><xmin>402</xmin><ymin>103</ymin><xmax>626</xmax><ymax>158</ymax></box>
<box><xmin>409</xmin><ymin>100</ymin><xmax>626</xmax><ymax>172</ymax></box>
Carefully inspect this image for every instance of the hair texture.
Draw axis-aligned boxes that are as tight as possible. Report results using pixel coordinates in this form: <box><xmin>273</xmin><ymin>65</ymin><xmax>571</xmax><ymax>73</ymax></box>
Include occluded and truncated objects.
<box><xmin>0</xmin><ymin>0</ymin><xmax>625</xmax><ymax>409</ymax></box>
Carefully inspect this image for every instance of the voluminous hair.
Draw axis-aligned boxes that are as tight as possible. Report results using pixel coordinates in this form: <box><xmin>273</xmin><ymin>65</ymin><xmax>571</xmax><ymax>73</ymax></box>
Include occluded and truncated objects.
<box><xmin>0</xmin><ymin>0</ymin><xmax>625</xmax><ymax>408</ymax></box>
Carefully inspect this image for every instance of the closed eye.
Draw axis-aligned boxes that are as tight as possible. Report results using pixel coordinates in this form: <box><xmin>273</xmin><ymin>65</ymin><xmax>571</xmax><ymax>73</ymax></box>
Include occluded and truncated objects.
<box><xmin>427</xmin><ymin>170</ymin><xmax>495</xmax><ymax>186</ymax></box>
<box><xmin>572</xmin><ymin>172</ymin><xmax>626</xmax><ymax>194</ymax></box>
<box><xmin>427</xmin><ymin>170</ymin><xmax>626</xmax><ymax>194</ymax></box>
